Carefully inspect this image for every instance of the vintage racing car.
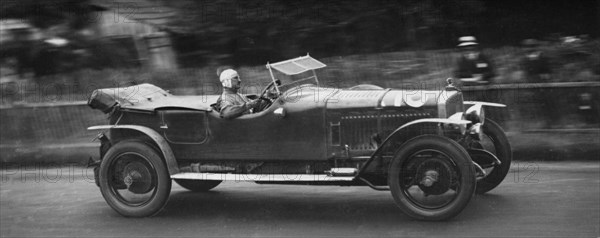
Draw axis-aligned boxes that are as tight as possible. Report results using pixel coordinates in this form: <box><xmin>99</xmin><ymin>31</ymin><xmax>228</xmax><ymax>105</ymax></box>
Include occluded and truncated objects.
<box><xmin>87</xmin><ymin>55</ymin><xmax>511</xmax><ymax>220</ymax></box>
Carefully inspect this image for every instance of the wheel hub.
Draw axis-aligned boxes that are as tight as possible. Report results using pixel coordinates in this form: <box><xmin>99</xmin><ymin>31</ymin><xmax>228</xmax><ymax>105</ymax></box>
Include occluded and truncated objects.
<box><xmin>420</xmin><ymin>170</ymin><xmax>439</xmax><ymax>187</ymax></box>
<box><xmin>124</xmin><ymin>174</ymin><xmax>134</xmax><ymax>186</ymax></box>
<box><xmin>415</xmin><ymin>158</ymin><xmax>453</xmax><ymax>195</ymax></box>
<box><xmin>122</xmin><ymin>162</ymin><xmax>155</xmax><ymax>194</ymax></box>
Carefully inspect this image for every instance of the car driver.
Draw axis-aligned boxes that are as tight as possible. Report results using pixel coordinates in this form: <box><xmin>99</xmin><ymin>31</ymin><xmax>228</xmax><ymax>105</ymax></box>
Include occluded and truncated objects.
<box><xmin>217</xmin><ymin>69</ymin><xmax>261</xmax><ymax>119</ymax></box>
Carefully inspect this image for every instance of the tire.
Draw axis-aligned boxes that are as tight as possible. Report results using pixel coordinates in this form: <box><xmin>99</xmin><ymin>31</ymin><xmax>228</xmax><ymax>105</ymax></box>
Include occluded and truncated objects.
<box><xmin>388</xmin><ymin>135</ymin><xmax>476</xmax><ymax>221</ymax></box>
<box><xmin>174</xmin><ymin>179</ymin><xmax>222</xmax><ymax>192</ymax></box>
<box><xmin>474</xmin><ymin>119</ymin><xmax>512</xmax><ymax>194</ymax></box>
<box><xmin>98</xmin><ymin>141</ymin><xmax>171</xmax><ymax>217</ymax></box>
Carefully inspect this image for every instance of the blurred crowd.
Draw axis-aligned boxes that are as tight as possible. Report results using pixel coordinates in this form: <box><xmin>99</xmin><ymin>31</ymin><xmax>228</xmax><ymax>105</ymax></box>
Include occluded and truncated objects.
<box><xmin>453</xmin><ymin>35</ymin><xmax>599</xmax><ymax>86</ymax></box>
<box><xmin>0</xmin><ymin>20</ymin><xmax>139</xmax><ymax>86</ymax></box>
<box><xmin>0</xmin><ymin>16</ymin><xmax>599</xmax><ymax>95</ymax></box>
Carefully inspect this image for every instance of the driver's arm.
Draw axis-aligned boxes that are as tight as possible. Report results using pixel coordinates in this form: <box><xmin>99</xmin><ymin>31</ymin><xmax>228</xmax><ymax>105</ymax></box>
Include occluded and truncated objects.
<box><xmin>220</xmin><ymin>100</ymin><xmax>259</xmax><ymax>119</ymax></box>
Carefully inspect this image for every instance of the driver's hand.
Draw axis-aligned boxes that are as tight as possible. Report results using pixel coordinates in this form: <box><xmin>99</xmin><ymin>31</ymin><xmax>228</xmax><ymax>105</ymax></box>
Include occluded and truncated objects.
<box><xmin>246</xmin><ymin>99</ymin><xmax>260</xmax><ymax>109</ymax></box>
<box><xmin>266</xmin><ymin>89</ymin><xmax>278</xmax><ymax>98</ymax></box>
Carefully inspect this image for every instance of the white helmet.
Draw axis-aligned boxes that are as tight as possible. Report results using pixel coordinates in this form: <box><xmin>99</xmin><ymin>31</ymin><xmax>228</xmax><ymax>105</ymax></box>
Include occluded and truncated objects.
<box><xmin>219</xmin><ymin>69</ymin><xmax>239</xmax><ymax>88</ymax></box>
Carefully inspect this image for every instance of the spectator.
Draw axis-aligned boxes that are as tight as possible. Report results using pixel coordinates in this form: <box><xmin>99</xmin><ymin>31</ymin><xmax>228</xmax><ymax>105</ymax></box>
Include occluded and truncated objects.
<box><xmin>454</xmin><ymin>36</ymin><xmax>496</xmax><ymax>86</ymax></box>
<box><xmin>519</xmin><ymin>39</ymin><xmax>557</xmax><ymax>128</ymax></box>
<box><xmin>520</xmin><ymin>39</ymin><xmax>552</xmax><ymax>83</ymax></box>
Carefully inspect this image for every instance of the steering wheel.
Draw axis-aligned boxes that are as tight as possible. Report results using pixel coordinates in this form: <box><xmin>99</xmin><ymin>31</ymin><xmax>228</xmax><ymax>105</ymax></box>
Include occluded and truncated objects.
<box><xmin>260</xmin><ymin>80</ymin><xmax>281</xmax><ymax>101</ymax></box>
<box><xmin>255</xmin><ymin>80</ymin><xmax>279</xmax><ymax>112</ymax></box>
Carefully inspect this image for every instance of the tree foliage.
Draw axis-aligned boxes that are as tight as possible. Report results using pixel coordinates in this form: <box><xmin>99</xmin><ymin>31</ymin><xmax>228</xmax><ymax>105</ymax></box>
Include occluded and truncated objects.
<box><xmin>166</xmin><ymin>0</ymin><xmax>486</xmax><ymax>66</ymax></box>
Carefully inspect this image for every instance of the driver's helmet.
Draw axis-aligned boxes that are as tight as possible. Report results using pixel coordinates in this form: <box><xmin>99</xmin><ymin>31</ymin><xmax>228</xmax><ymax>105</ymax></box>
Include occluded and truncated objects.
<box><xmin>219</xmin><ymin>69</ymin><xmax>239</xmax><ymax>88</ymax></box>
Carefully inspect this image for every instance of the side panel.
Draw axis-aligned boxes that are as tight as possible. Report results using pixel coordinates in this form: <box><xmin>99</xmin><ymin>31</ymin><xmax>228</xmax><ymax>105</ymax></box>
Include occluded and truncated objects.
<box><xmin>326</xmin><ymin>107</ymin><xmax>438</xmax><ymax>157</ymax></box>
<box><xmin>170</xmin><ymin>99</ymin><xmax>329</xmax><ymax>161</ymax></box>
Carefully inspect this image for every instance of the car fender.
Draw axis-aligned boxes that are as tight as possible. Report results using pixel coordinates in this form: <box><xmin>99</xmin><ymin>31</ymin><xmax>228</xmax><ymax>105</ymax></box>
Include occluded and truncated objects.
<box><xmin>88</xmin><ymin>125</ymin><xmax>179</xmax><ymax>175</ymax></box>
<box><xmin>393</xmin><ymin>118</ymin><xmax>471</xmax><ymax>132</ymax></box>
<box><xmin>358</xmin><ymin>118</ymin><xmax>471</xmax><ymax>177</ymax></box>
<box><xmin>463</xmin><ymin>101</ymin><xmax>506</xmax><ymax>108</ymax></box>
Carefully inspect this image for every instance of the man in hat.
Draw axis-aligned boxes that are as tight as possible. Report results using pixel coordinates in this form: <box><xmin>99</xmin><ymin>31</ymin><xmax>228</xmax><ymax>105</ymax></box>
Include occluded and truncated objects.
<box><xmin>454</xmin><ymin>36</ymin><xmax>496</xmax><ymax>86</ymax></box>
<box><xmin>520</xmin><ymin>39</ymin><xmax>551</xmax><ymax>83</ymax></box>
<box><xmin>216</xmin><ymin>68</ymin><xmax>261</xmax><ymax>119</ymax></box>
<box><xmin>519</xmin><ymin>39</ymin><xmax>557</xmax><ymax>127</ymax></box>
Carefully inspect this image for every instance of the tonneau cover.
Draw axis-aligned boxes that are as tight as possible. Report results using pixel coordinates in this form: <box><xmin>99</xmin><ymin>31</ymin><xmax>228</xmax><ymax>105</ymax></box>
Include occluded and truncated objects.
<box><xmin>89</xmin><ymin>84</ymin><xmax>215</xmax><ymax>111</ymax></box>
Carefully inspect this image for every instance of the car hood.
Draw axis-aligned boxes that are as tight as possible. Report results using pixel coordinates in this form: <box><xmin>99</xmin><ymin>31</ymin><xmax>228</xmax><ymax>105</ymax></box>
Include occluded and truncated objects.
<box><xmin>280</xmin><ymin>85</ymin><xmax>455</xmax><ymax>112</ymax></box>
<box><xmin>324</xmin><ymin>88</ymin><xmax>452</xmax><ymax>109</ymax></box>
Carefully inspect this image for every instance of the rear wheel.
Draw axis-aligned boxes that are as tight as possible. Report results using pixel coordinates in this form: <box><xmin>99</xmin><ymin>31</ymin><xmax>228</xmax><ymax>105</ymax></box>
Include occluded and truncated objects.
<box><xmin>174</xmin><ymin>179</ymin><xmax>222</xmax><ymax>192</ymax></box>
<box><xmin>388</xmin><ymin>135</ymin><xmax>476</xmax><ymax>221</ymax></box>
<box><xmin>99</xmin><ymin>141</ymin><xmax>171</xmax><ymax>217</ymax></box>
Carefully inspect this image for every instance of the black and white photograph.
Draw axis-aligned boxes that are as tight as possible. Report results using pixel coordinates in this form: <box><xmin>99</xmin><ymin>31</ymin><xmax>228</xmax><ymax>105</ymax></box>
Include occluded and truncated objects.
<box><xmin>1</xmin><ymin>0</ymin><xmax>599</xmax><ymax>237</ymax></box>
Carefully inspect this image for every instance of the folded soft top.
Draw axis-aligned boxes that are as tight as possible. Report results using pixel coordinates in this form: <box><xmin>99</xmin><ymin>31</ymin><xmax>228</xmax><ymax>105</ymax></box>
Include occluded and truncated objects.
<box><xmin>88</xmin><ymin>83</ymin><xmax>216</xmax><ymax>112</ymax></box>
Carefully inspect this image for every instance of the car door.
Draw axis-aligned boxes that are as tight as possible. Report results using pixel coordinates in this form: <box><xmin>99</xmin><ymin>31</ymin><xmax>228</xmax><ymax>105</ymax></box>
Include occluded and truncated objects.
<box><xmin>159</xmin><ymin>109</ymin><xmax>209</xmax><ymax>145</ymax></box>
<box><xmin>171</xmin><ymin>98</ymin><xmax>329</xmax><ymax>161</ymax></box>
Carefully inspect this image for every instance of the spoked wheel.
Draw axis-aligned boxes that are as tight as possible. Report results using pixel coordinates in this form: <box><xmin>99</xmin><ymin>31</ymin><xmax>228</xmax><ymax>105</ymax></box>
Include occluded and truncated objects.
<box><xmin>389</xmin><ymin>135</ymin><xmax>476</xmax><ymax>221</ymax></box>
<box><xmin>468</xmin><ymin>119</ymin><xmax>512</xmax><ymax>194</ymax></box>
<box><xmin>99</xmin><ymin>141</ymin><xmax>171</xmax><ymax>217</ymax></box>
<box><xmin>174</xmin><ymin>179</ymin><xmax>222</xmax><ymax>192</ymax></box>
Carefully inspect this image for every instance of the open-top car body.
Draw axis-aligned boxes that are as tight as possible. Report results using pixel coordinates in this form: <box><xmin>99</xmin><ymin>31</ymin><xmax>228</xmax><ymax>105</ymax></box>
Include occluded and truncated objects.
<box><xmin>87</xmin><ymin>55</ymin><xmax>511</xmax><ymax>220</ymax></box>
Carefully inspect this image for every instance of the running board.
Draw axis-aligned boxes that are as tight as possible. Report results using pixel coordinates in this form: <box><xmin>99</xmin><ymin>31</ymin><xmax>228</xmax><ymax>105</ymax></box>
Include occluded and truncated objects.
<box><xmin>171</xmin><ymin>173</ymin><xmax>356</xmax><ymax>182</ymax></box>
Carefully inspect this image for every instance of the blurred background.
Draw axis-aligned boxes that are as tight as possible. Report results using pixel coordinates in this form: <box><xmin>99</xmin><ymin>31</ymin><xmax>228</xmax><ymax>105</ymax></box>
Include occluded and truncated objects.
<box><xmin>0</xmin><ymin>0</ymin><xmax>599</xmax><ymax>163</ymax></box>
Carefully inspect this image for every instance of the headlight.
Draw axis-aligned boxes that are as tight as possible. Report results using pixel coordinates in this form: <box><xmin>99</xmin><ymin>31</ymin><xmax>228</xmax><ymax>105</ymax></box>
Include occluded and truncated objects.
<box><xmin>464</xmin><ymin>104</ymin><xmax>485</xmax><ymax>125</ymax></box>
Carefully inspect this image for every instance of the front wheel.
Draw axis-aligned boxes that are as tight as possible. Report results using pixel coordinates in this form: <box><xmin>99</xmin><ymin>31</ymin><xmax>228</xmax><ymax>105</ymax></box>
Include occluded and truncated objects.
<box><xmin>388</xmin><ymin>135</ymin><xmax>476</xmax><ymax>221</ymax></box>
<box><xmin>98</xmin><ymin>141</ymin><xmax>171</xmax><ymax>217</ymax></box>
<box><xmin>472</xmin><ymin>119</ymin><xmax>512</xmax><ymax>194</ymax></box>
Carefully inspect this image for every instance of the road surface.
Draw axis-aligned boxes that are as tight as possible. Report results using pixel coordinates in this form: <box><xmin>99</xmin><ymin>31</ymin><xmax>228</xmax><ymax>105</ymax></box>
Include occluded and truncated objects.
<box><xmin>1</xmin><ymin>161</ymin><xmax>598</xmax><ymax>237</ymax></box>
